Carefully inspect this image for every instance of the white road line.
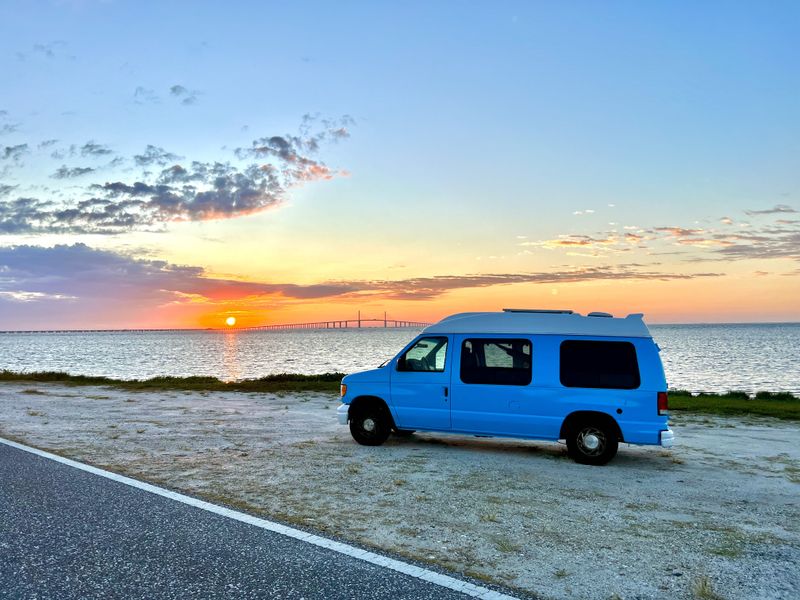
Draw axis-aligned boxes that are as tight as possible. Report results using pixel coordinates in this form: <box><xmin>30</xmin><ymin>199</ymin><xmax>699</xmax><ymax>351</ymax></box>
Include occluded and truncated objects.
<box><xmin>0</xmin><ymin>437</ymin><xmax>520</xmax><ymax>600</ymax></box>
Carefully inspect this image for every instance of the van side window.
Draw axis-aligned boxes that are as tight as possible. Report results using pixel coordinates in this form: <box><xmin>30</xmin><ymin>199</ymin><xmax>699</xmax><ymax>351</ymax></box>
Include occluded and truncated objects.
<box><xmin>559</xmin><ymin>340</ymin><xmax>640</xmax><ymax>389</ymax></box>
<box><xmin>460</xmin><ymin>339</ymin><xmax>532</xmax><ymax>386</ymax></box>
<box><xmin>398</xmin><ymin>337</ymin><xmax>448</xmax><ymax>372</ymax></box>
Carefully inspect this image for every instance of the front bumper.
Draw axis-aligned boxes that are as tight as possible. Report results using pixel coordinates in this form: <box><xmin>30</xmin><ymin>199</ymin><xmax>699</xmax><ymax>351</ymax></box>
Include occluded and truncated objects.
<box><xmin>337</xmin><ymin>403</ymin><xmax>349</xmax><ymax>425</ymax></box>
<box><xmin>660</xmin><ymin>428</ymin><xmax>675</xmax><ymax>448</ymax></box>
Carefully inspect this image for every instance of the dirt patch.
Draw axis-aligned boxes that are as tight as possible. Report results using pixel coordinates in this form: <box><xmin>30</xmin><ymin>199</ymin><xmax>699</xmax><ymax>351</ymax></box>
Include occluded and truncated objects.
<box><xmin>1</xmin><ymin>382</ymin><xmax>798</xmax><ymax>600</ymax></box>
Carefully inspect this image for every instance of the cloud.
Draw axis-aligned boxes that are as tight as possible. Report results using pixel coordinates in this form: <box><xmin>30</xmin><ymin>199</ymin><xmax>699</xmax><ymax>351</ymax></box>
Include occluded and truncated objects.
<box><xmin>170</xmin><ymin>84</ymin><xmax>200</xmax><ymax>105</ymax></box>
<box><xmin>134</xmin><ymin>145</ymin><xmax>181</xmax><ymax>167</ymax></box>
<box><xmin>16</xmin><ymin>41</ymin><xmax>73</xmax><ymax>61</ymax></box>
<box><xmin>0</xmin><ymin>245</ymin><xmax>724</xmax><ymax>323</ymax></box>
<box><xmin>2</xmin><ymin>143</ymin><xmax>29</xmax><ymax>161</ymax></box>
<box><xmin>51</xmin><ymin>165</ymin><xmax>96</xmax><ymax>179</ymax></box>
<box><xmin>360</xmin><ymin>267</ymin><xmax>723</xmax><ymax>300</ymax></box>
<box><xmin>653</xmin><ymin>227</ymin><xmax>705</xmax><ymax>237</ymax></box>
<box><xmin>133</xmin><ymin>86</ymin><xmax>160</xmax><ymax>105</ymax></box>
<box><xmin>0</xmin><ymin>184</ymin><xmax>17</xmax><ymax>197</ymax></box>
<box><xmin>38</xmin><ymin>139</ymin><xmax>59</xmax><ymax>149</ymax></box>
<box><xmin>80</xmin><ymin>141</ymin><xmax>113</xmax><ymax>157</ymax></box>
<box><xmin>0</xmin><ymin>119</ymin><xmax>350</xmax><ymax>234</ymax></box>
<box><xmin>745</xmin><ymin>204</ymin><xmax>798</xmax><ymax>216</ymax></box>
<box><xmin>1</xmin><ymin>124</ymin><xmax>18</xmax><ymax>136</ymax></box>
<box><xmin>531</xmin><ymin>209</ymin><xmax>800</xmax><ymax>264</ymax></box>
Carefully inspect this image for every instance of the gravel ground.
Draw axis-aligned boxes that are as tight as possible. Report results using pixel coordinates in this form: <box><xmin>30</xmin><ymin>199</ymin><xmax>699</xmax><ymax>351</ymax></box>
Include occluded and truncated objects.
<box><xmin>1</xmin><ymin>382</ymin><xmax>798</xmax><ymax>600</ymax></box>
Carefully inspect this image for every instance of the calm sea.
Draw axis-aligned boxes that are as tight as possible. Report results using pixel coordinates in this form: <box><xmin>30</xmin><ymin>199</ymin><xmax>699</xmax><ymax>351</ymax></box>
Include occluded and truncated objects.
<box><xmin>0</xmin><ymin>323</ymin><xmax>797</xmax><ymax>394</ymax></box>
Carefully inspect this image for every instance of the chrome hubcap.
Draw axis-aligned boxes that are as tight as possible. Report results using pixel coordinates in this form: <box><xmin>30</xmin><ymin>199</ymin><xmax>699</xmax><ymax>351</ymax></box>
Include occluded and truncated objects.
<box><xmin>362</xmin><ymin>418</ymin><xmax>376</xmax><ymax>432</ymax></box>
<box><xmin>577</xmin><ymin>427</ymin><xmax>606</xmax><ymax>456</ymax></box>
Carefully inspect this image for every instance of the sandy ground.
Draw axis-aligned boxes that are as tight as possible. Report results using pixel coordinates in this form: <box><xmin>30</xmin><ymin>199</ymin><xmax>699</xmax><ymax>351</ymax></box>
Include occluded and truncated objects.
<box><xmin>1</xmin><ymin>382</ymin><xmax>798</xmax><ymax>600</ymax></box>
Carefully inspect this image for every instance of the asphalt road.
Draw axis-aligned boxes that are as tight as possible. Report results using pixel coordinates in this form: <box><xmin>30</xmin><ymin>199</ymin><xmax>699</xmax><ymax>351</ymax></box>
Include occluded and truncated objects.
<box><xmin>0</xmin><ymin>442</ymin><xmax>499</xmax><ymax>600</ymax></box>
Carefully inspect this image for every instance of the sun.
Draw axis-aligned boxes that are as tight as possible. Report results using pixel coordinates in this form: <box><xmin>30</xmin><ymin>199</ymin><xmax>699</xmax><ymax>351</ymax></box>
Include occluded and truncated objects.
<box><xmin>225</xmin><ymin>316</ymin><xmax>236</xmax><ymax>327</ymax></box>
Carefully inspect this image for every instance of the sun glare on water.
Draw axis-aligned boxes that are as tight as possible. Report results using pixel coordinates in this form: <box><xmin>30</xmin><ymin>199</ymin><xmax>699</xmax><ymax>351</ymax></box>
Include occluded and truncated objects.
<box><xmin>226</xmin><ymin>316</ymin><xmax>236</xmax><ymax>327</ymax></box>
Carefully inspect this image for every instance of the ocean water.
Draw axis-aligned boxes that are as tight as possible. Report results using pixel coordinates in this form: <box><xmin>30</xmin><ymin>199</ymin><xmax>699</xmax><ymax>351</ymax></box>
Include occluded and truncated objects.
<box><xmin>0</xmin><ymin>323</ymin><xmax>797</xmax><ymax>394</ymax></box>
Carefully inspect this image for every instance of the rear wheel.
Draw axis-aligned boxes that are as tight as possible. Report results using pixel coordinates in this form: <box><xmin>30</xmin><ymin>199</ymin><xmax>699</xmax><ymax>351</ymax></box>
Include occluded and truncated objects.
<box><xmin>566</xmin><ymin>421</ymin><xmax>618</xmax><ymax>465</ymax></box>
<box><xmin>350</xmin><ymin>404</ymin><xmax>391</xmax><ymax>446</ymax></box>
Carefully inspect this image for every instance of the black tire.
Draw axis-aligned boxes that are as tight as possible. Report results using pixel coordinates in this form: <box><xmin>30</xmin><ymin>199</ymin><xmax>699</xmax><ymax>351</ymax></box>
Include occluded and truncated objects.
<box><xmin>566</xmin><ymin>421</ymin><xmax>619</xmax><ymax>465</ymax></box>
<box><xmin>393</xmin><ymin>429</ymin><xmax>415</xmax><ymax>437</ymax></box>
<box><xmin>349</xmin><ymin>404</ymin><xmax>392</xmax><ymax>446</ymax></box>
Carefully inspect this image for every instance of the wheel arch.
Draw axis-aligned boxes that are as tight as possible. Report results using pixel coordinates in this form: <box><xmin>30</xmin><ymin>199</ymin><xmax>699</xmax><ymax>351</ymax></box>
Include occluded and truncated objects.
<box><xmin>348</xmin><ymin>395</ymin><xmax>397</xmax><ymax>428</ymax></box>
<box><xmin>560</xmin><ymin>410</ymin><xmax>624</xmax><ymax>442</ymax></box>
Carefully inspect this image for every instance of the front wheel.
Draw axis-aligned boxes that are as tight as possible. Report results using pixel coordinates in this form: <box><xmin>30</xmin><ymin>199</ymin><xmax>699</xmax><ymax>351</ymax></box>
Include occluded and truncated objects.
<box><xmin>350</xmin><ymin>405</ymin><xmax>391</xmax><ymax>446</ymax></box>
<box><xmin>566</xmin><ymin>422</ymin><xmax>618</xmax><ymax>465</ymax></box>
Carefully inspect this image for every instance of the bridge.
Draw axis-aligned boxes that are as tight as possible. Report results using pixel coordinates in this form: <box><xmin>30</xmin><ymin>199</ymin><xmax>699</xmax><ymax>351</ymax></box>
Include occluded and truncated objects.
<box><xmin>0</xmin><ymin>313</ymin><xmax>430</xmax><ymax>334</ymax></box>
<box><xmin>242</xmin><ymin>312</ymin><xmax>430</xmax><ymax>331</ymax></box>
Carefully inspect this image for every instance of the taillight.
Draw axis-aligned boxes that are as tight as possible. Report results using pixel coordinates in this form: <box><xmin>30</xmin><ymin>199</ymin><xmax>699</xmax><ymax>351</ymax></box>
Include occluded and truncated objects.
<box><xmin>657</xmin><ymin>391</ymin><xmax>669</xmax><ymax>416</ymax></box>
<box><xmin>340</xmin><ymin>383</ymin><xmax>347</xmax><ymax>398</ymax></box>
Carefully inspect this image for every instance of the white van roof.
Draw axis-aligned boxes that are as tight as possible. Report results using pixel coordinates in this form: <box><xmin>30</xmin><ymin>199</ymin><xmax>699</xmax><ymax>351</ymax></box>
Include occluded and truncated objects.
<box><xmin>422</xmin><ymin>309</ymin><xmax>651</xmax><ymax>338</ymax></box>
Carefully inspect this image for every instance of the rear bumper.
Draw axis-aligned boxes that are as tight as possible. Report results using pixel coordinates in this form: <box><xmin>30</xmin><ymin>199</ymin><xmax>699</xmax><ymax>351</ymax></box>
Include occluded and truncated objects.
<box><xmin>337</xmin><ymin>403</ymin><xmax>349</xmax><ymax>425</ymax></box>
<box><xmin>660</xmin><ymin>428</ymin><xmax>675</xmax><ymax>447</ymax></box>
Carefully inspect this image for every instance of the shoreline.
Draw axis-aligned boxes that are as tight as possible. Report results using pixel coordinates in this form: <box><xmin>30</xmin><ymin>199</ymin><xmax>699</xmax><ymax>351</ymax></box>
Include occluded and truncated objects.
<box><xmin>2</xmin><ymin>370</ymin><xmax>798</xmax><ymax>420</ymax></box>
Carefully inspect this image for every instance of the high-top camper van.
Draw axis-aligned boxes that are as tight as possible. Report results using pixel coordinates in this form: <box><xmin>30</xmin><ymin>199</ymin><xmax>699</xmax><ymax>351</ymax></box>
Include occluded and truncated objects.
<box><xmin>337</xmin><ymin>309</ymin><xmax>673</xmax><ymax>465</ymax></box>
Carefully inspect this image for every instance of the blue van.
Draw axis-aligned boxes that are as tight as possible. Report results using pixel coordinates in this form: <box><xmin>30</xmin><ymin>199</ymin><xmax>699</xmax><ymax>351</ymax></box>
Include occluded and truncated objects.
<box><xmin>337</xmin><ymin>309</ymin><xmax>673</xmax><ymax>465</ymax></box>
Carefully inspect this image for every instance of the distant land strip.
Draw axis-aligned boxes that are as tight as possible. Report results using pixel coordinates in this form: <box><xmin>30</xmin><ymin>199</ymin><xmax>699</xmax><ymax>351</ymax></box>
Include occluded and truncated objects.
<box><xmin>1</xmin><ymin>371</ymin><xmax>798</xmax><ymax>420</ymax></box>
<box><xmin>0</xmin><ymin>317</ymin><xmax>430</xmax><ymax>334</ymax></box>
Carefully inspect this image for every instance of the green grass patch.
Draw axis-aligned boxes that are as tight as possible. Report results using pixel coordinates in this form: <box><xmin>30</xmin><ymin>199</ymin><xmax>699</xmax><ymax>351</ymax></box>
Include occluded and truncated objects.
<box><xmin>0</xmin><ymin>370</ymin><xmax>343</xmax><ymax>393</ymax></box>
<box><xmin>669</xmin><ymin>390</ymin><xmax>800</xmax><ymax>420</ymax></box>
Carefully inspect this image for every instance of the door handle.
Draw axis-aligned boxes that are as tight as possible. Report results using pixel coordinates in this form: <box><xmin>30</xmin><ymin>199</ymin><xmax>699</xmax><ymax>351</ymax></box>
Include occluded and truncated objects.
<box><xmin>443</xmin><ymin>386</ymin><xmax>449</xmax><ymax>398</ymax></box>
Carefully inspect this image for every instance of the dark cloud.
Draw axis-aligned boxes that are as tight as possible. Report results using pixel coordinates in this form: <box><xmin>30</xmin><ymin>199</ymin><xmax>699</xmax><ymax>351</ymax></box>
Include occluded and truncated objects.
<box><xmin>745</xmin><ymin>204</ymin><xmax>798</xmax><ymax>216</ymax></box>
<box><xmin>170</xmin><ymin>84</ymin><xmax>200</xmax><ymax>105</ymax></box>
<box><xmin>2</xmin><ymin>143</ymin><xmax>29</xmax><ymax>161</ymax></box>
<box><xmin>0</xmin><ymin>245</ymin><xmax>724</xmax><ymax>326</ymax></box>
<box><xmin>51</xmin><ymin>165</ymin><xmax>96</xmax><ymax>179</ymax></box>
<box><xmin>80</xmin><ymin>141</ymin><xmax>113</xmax><ymax>157</ymax></box>
<box><xmin>0</xmin><ymin>244</ymin><xmax>355</xmax><ymax>313</ymax></box>
<box><xmin>134</xmin><ymin>145</ymin><xmax>181</xmax><ymax>167</ymax></box>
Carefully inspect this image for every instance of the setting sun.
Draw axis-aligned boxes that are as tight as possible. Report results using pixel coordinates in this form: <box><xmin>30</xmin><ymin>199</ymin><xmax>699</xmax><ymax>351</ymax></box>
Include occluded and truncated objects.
<box><xmin>225</xmin><ymin>316</ymin><xmax>236</xmax><ymax>327</ymax></box>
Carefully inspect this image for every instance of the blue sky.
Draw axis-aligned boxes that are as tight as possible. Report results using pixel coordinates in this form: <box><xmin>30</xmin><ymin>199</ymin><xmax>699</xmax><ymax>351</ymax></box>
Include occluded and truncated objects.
<box><xmin>1</xmin><ymin>1</ymin><xmax>798</xmax><ymax>328</ymax></box>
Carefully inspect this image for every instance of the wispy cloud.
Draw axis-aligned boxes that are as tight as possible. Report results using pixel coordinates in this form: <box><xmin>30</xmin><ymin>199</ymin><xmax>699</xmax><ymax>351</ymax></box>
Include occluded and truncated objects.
<box><xmin>745</xmin><ymin>204</ymin><xmax>797</xmax><ymax>216</ymax></box>
<box><xmin>16</xmin><ymin>41</ymin><xmax>73</xmax><ymax>61</ymax></box>
<box><xmin>51</xmin><ymin>165</ymin><xmax>96</xmax><ymax>179</ymax></box>
<box><xmin>133</xmin><ymin>86</ymin><xmax>160</xmax><ymax>105</ymax></box>
<box><xmin>80</xmin><ymin>141</ymin><xmax>113</xmax><ymax>157</ymax></box>
<box><xmin>528</xmin><ymin>208</ymin><xmax>800</xmax><ymax>263</ymax></box>
<box><xmin>134</xmin><ymin>145</ymin><xmax>181</xmax><ymax>167</ymax></box>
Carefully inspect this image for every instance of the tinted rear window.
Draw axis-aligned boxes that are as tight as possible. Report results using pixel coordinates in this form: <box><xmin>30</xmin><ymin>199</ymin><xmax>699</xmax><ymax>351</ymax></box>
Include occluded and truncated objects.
<box><xmin>560</xmin><ymin>340</ymin><xmax>640</xmax><ymax>389</ymax></box>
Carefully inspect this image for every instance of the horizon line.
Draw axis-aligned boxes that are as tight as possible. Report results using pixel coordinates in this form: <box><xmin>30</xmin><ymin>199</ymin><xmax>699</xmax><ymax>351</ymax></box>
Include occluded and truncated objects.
<box><xmin>1</xmin><ymin>320</ymin><xmax>799</xmax><ymax>334</ymax></box>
